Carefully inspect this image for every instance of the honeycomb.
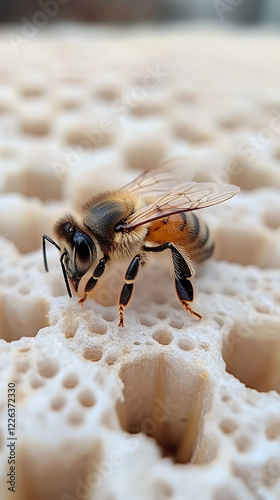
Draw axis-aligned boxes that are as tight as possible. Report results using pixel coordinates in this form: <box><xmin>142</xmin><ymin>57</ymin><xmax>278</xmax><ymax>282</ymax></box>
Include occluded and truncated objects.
<box><xmin>0</xmin><ymin>24</ymin><xmax>280</xmax><ymax>500</ymax></box>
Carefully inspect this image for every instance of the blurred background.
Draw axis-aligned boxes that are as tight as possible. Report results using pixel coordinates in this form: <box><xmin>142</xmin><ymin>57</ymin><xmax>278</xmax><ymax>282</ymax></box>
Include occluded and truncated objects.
<box><xmin>0</xmin><ymin>0</ymin><xmax>280</xmax><ymax>260</ymax></box>
<box><xmin>0</xmin><ymin>0</ymin><xmax>280</xmax><ymax>25</ymax></box>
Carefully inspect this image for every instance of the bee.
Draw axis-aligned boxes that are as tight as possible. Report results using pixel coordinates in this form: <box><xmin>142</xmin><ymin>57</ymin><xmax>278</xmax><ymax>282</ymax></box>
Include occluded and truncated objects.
<box><xmin>43</xmin><ymin>160</ymin><xmax>239</xmax><ymax>327</ymax></box>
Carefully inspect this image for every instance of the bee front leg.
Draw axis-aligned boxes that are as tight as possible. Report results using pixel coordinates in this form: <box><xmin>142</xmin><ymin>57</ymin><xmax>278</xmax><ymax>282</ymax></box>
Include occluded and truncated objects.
<box><xmin>118</xmin><ymin>255</ymin><xmax>144</xmax><ymax>327</ymax></box>
<box><xmin>79</xmin><ymin>255</ymin><xmax>109</xmax><ymax>305</ymax></box>
<box><xmin>144</xmin><ymin>243</ymin><xmax>202</xmax><ymax>321</ymax></box>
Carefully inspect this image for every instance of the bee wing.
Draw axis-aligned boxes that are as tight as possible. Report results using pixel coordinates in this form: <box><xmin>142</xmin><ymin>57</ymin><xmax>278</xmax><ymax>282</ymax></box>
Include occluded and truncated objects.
<box><xmin>124</xmin><ymin>182</ymin><xmax>240</xmax><ymax>231</ymax></box>
<box><xmin>122</xmin><ymin>157</ymin><xmax>194</xmax><ymax>197</ymax></box>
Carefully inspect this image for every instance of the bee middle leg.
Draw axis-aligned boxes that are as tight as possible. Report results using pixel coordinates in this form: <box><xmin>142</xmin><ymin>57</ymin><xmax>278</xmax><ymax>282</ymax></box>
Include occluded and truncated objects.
<box><xmin>144</xmin><ymin>243</ymin><xmax>202</xmax><ymax>321</ymax></box>
<box><xmin>118</xmin><ymin>254</ymin><xmax>145</xmax><ymax>327</ymax></box>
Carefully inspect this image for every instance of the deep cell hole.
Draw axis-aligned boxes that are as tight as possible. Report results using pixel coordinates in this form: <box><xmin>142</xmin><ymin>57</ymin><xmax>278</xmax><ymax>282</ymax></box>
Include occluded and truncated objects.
<box><xmin>222</xmin><ymin>316</ymin><xmax>280</xmax><ymax>393</ymax></box>
<box><xmin>117</xmin><ymin>353</ymin><xmax>215</xmax><ymax>464</ymax></box>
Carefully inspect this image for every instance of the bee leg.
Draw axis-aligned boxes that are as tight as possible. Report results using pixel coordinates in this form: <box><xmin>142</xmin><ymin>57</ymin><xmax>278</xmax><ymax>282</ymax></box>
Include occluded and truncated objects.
<box><xmin>144</xmin><ymin>243</ymin><xmax>202</xmax><ymax>321</ymax></box>
<box><xmin>79</xmin><ymin>255</ymin><xmax>109</xmax><ymax>305</ymax></box>
<box><xmin>118</xmin><ymin>255</ymin><xmax>142</xmax><ymax>327</ymax></box>
<box><xmin>175</xmin><ymin>276</ymin><xmax>202</xmax><ymax>320</ymax></box>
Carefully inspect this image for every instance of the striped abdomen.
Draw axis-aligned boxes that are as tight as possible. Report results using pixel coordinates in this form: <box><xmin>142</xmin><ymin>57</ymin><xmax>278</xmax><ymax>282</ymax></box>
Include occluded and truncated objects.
<box><xmin>146</xmin><ymin>211</ymin><xmax>214</xmax><ymax>262</ymax></box>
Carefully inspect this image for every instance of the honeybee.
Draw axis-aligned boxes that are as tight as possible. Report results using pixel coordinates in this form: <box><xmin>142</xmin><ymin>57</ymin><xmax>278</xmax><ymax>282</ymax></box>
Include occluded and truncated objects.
<box><xmin>43</xmin><ymin>161</ymin><xmax>239</xmax><ymax>326</ymax></box>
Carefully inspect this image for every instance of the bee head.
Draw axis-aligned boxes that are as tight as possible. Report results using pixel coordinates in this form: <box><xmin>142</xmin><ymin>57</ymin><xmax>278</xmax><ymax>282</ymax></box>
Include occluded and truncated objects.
<box><xmin>54</xmin><ymin>215</ymin><xmax>97</xmax><ymax>294</ymax></box>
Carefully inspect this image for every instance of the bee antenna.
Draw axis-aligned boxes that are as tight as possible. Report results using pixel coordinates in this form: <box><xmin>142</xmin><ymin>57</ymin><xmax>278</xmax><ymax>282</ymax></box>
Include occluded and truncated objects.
<box><xmin>42</xmin><ymin>234</ymin><xmax>61</xmax><ymax>273</ymax></box>
<box><xmin>60</xmin><ymin>251</ymin><xmax>72</xmax><ymax>298</ymax></box>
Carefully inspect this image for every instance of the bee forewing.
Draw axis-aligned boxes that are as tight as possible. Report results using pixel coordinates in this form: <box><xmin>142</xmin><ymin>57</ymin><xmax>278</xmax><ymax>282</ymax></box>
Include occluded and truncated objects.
<box><xmin>121</xmin><ymin>156</ymin><xmax>195</xmax><ymax>197</ymax></box>
<box><xmin>125</xmin><ymin>182</ymin><xmax>240</xmax><ymax>231</ymax></box>
<box><xmin>167</xmin><ymin>182</ymin><xmax>240</xmax><ymax>209</ymax></box>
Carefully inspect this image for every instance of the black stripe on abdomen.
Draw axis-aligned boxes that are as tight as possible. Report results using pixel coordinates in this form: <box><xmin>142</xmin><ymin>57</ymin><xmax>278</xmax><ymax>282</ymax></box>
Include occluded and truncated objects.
<box><xmin>187</xmin><ymin>216</ymin><xmax>213</xmax><ymax>261</ymax></box>
<box><xmin>179</xmin><ymin>212</ymin><xmax>187</xmax><ymax>231</ymax></box>
<box><xmin>187</xmin><ymin>213</ymin><xmax>200</xmax><ymax>243</ymax></box>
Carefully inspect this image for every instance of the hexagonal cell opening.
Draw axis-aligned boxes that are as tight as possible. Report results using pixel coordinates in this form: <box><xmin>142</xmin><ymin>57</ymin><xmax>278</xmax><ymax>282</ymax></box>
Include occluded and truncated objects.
<box><xmin>117</xmin><ymin>352</ymin><xmax>215</xmax><ymax>464</ymax></box>
<box><xmin>0</xmin><ymin>295</ymin><xmax>50</xmax><ymax>342</ymax></box>
<box><xmin>222</xmin><ymin>316</ymin><xmax>280</xmax><ymax>393</ymax></box>
<box><xmin>5</xmin><ymin>168</ymin><xmax>62</xmax><ymax>201</ymax></box>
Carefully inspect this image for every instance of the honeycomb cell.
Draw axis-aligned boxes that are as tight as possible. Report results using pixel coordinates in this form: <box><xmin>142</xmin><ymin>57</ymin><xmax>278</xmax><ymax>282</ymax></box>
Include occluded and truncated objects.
<box><xmin>266</xmin><ymin>420</ymin><xmax>280</xmax><ymax>440</ymax></box>
<box><xmin>83</xmin><ymin>346</ymin><xmax>103</xmax><ymax>362</ymax></box>
<box><xmin>62</xmin><ymin>372</ymin><xmax>79</xmax><ymax>389</ymax></box>
<box><xmin>78</xmin><ymin>388</ymin><xmax>96</xmax><ymax>408</ymax></box>
<box><xmin>219</xmin><ymin>418</ymin><xmax>238</xmax><ymax>435</ymax></box>
<box><xmin>38</xmin><ymin>358</ymin><xmax>60</xmax><ymax>379</ymax></box>
<box><xmin>117</xmin><ymin>352</ymin><xmax>213</xmax><ymax>464</ymax></box>
<box><xmin>90</xmin><ymin>321</ymin><xmax>108</xmax><ymax>336</ymax></box>
<box><xmin>223</xmin><ymin>316</ymin><xmax>280</xmax><ymax>393</ymax></box>
<box><xmin>235</xmin><ymin>434</ymin><xmax>252</xmax><ymax>452</ymax></box>
<box><xmin>68</xmin><ymin>410</ymin><xmax>84</xmax><ymax>426</ymax></box>
<box><xmin>50</xmin><ymin>395</ymin><xmax>66</xmax><ymax>411</ymax></box>
<box><xmin>177</xmin><ymin>339</ymin><xmax>195</xmax><ymax>352</ymax></box>
<box><xmin>152</xmin><ymin>328</ymin><xmax>173</xmax><ymax>346</ymax></box>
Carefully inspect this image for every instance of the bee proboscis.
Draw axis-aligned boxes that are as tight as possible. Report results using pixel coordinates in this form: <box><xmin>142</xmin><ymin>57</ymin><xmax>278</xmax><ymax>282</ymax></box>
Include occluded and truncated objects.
<box><xmin>43</xmin><ymin>161</ymin><xmax>239</xmax><ymax>326</ymax></box>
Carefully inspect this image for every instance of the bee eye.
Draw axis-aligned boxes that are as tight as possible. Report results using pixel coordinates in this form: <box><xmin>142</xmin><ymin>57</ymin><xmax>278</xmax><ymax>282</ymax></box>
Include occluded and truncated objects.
<box><xmin>73</xmin><ymin>234</ymin><xmax>96</xmax><ymax>278</ymax></box>
<box><xmin>76</xmin><ymin>238</ymin><xmax>90</xmax><ymax>264</ymax></box>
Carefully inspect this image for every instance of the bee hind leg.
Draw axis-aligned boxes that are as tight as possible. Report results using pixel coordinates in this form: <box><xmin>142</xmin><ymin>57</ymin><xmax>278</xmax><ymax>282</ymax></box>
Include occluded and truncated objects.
<box><xmin>118</xmin><ymin>254</ymin><xmax>144</xmax><ymax>327</ymax></box>
<box><xmin>175</xmin><ymin>276</ymin><xmax>202</xmax><ymax>320</ymax></box>
<box><xmin>144</xmin><ymin>242</ymin><xmax>202</xmax><ymax>321</ymax></box>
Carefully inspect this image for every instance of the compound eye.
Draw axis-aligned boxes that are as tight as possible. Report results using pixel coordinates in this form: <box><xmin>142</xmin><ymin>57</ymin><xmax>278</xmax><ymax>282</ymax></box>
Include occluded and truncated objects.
<box><xmin>75</xmin><ymin>237</ymin><xmax>92</xmax><ymax>274</ymax></box>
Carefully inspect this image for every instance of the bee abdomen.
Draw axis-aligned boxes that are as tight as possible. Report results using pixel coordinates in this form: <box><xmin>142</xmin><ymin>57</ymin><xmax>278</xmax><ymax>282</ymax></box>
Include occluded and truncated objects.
<box><xmin>185</xmin><ymin>213</ymin><xmax>214</xmax><ymax>262</ymax></box>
